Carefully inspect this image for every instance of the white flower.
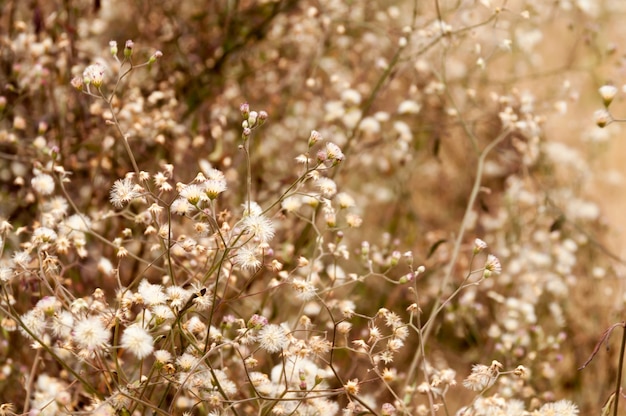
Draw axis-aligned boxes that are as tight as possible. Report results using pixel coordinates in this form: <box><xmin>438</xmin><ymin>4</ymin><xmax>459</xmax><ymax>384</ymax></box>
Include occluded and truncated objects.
<box><xmin>31</xmin><ymin>173</ymin><xmax>55</xmax><ymax>195</ymax></box>
<box><xmin>82</xmin><ymin>63</ymin><xmax>106</xmax><ymax>88</ymax></box>
<box><xmin>176</xmin><ymin>352</ymin><xmax>198</xmax><ymax>371</ymax></box>
<box><xmin>33</xmin><ymin>227</ymin><xmax>57</xmax><ymax>243</ymax></box>
<box><xmin>291</xmin><ymin>278</ymin><xmax>317</xmax><ymax>301</ymax></box>
<box><xmin>0</xmin><ymin>266</ymin><xmax>14</xmax><ymax>282</ymax></box>
<box><xmin>281</xmin><ymin>196</ymin><xmax>302</xmax><ymax>212</ymax></box>
<box><xmin>398</xmin><ymin>100</ymin><xmax>422</xmax><ymax>114</ymax></box>
<box><xmin>234</xmin><ymin>245</ymin><xmax>262</xmax><ymax>271</ymax></box>
<box><xmin>599</xmin><ymin>85</ymin><xmax>618</xmax><ymax>106</ymax></box>
<box><xmin>19</xmin><ymin>309</ymin><xmax>46</xmax><ymax>340</ymax></box>
<box><xmin>474</xmin><ymin>238</ymin><xmax>487</xmax><ymax>253</ymax></box>
<box><xmin>241</xmin><ymin>214</ymin><xmax>275</xmax><ymax>243</ymax></box>
<box><xmin>171</xmin><ymin>198</ymin><xmax>193</xmax><ymax>215</ymax></box>
<box><xmin>341</xmin><ymin>89</ymin><xmax>362</xmax><ymax>106</ymax></box>
<box><xmin>51</xmin><ymin>310</ymin><xmax>74</xmax><ymax>339</ymax></box>
<box><xmin>110</xmin><ymin>178</ymin><xmax>143</xmax><ymax>208</ymax></box>
<box><xmin>484</xmin><ymin>254</ymin><xmax>502</xmax><ymax>276</ymax></box>
<box><xmin>258</xmin><ymin>324</ymin><xmax>289</xmax><ymax>353</ymax></box>
<box><xmin>336</xmin><ymin>192</ymin><xmax>355</xmax><ymax>209</ymax></box>
<box><xmin>121</xmin><ymin>324</ymin><xmax>154</xmax><ymax>359</ymax></box>
<box><xmin>324</xmin><ymin>142</ymin><xmax>344</xmax><ymax>164</ymax></box>
<box><xmin>204</xmin><ymin>179</ymin><xmax>227</xmax><ymax>200</ymax></box>
<box><xmin>538</xmin><ymin>399</ymin><xmax>579</xmax><ymax>416</ymax></box>
<box><xmin>73</xmin><ymin>317</ymin><xmax>111</xmax><ymax>351</ymax></box>
<box><xmin>166</xmin><ymin>286</ymin><xmax>192</xmax><ymax>309</ymax></box>
<box><xmin>462</xmin><ymin>361</ymin><xmax>501</xmax><ymax>391</ymax></box>
<box><xmin>10</xmin><ymin>248</ymin><xmax>29</xmax><ymax>268</ymax></box>
<box><xmin>154</xmin><ymin>349</ymin><xmax>172</xmax><ymax>364</ymax></box>
<box><xmin>137</xmin><ymin>279</ymin><xmax>167</xmax><ymax>306</ymax></box>
<box><xmin>315</xmin><ymin>177</ymin><xmax>337</xmax><ymax>197</ymax></box>
<box><xmin>180</xmin><ymin>184</ymin><xmax>208</xmax><ymax>205</ymax></box>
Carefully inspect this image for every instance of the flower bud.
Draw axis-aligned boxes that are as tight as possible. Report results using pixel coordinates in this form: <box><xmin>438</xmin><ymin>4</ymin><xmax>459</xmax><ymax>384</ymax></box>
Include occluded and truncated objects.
<box><xmin>308</xmin><ymin>130</ymin><xmax>323</xmax><ymax>147</ymax></box>
<box><xmin>71</xmin><ymin>76</ymin><xmax>83</xmax><ymax>91</ymax></box>
<box><xmin>390</xmin><ymin>250</ymin><xmax>401</xmax><ymax>267</ymax></box>
<box><xmin>248</xmin><ymin>111</ymin><xmax>258</xmax><ymax>127</ymax></box>
<box><xmin>148</xmin><ymin>50</ymin><xmax>163</xmax><ymax>66</ymax></box>
<box><xmin>109</xmin><ymin>40</ymin><xmax>118</xmax><ymax>57</ymax></box>
<box><xmin>124</xmin><ymin>39</ymin><xmax>134</xmax><ymax>58</ymax></box>
<box><xmin>240</xmin><ymin>102</ymin><xmax>250</xmax><ymax>120</ymax></box>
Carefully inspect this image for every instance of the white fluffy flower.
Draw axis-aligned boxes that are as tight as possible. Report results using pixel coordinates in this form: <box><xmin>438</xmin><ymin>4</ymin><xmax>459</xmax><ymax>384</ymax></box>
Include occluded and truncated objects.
<box><xmin>121</xmin><ymin>324</ymin><xmax>154</xmax><ymax>359</ymax></box>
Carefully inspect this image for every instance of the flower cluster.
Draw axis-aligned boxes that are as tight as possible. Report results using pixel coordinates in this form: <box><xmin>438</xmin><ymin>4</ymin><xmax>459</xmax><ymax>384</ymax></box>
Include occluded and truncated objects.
<box><xmin>2</xmin><ymin>1</ymin><xmax>623</xmax><ymax>415</ymax></box>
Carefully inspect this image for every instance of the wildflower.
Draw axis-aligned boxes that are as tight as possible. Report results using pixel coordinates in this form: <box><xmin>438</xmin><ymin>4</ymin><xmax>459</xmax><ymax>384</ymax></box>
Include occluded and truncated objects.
<box><xmin>538</xmin><ymin>399</ymin><xmax>579</xmax><ymax>416</ymax></box>
<box><xmin>382</xmin><ymin>403</ymin><xmax>396</xmax><ymax>416</ymax></box>
<box><xmin>149</xmin><ymin>50</ymin><xmax>163</xmax><ymax>63</ymax></box>
<box><xmin>346</xmin><ymin>213</ymin><xmax>362</xmax><ymax>227</ymax></box>
<box><xmin>324</xmin><ymin>142</ymin><xmax>344</xmax><ymax>165</ymax></box>
<box><xmin>153</xmin><ymin>172</ymin><xmax>172</xmax><ymax>192</ymax></box>
<box><xmin>0</xmin><ymin>266</ymin><xmax>13</xmax><ymax>283</ymax></box>
<box><xmin>462</xmin><ymin>361</ymin><xmax>502</xmax><ymax>391</ymax></box>
<box><xmin>33</xmin><ymin>227</ymin><xmax>57</xmax><ymax>245</ymax></box>
<box><xmin>315</xmin><ymin>177</ymin><xmax>337</xmax><ymax>197</ymax></box>
<box><xmin>166</xmin><ymin>286</ymin><xmax>192</xmax><ymax>309</ymax></box>
<box><xmin>248</xmin><ymin>314</ymin><xmax>269</xmax><ymax>329</ymax></box>
<box><xmin>109</xmin><ymin>40</ymin><xmax>118</xmax><ymax>56</ymax></box>
<box><xmin>474</xmin><ymin>238</ymin><xmax>487</xmax><ymax>253</ymax></box>
<box><xmin>71</xmin><ymin>76</ymin><xmax>84</xmax><ymax>91</ymax></box>
<box><xmin>398</xmin><ymin>100</ymin><xmax>422</xmax><ymax>114</ymax></box>
<box><xmin>309</xmin><ymin>130</ymin><xmax>323</xmax><ymax>147</ymax></box>
<box><xmin>241</xmin><ymin>214</ymin><xmax>275</xmax><ymax>243</ymax></box>
<box><xmin>240</xmin><ymin>102</ymin><xmax>250</xmax><ymax>119</ymax></box>
<box><xmin>258</xmin><ymin>324</ymin><xmax>289</xmax><ymax>353</ymax></box>
<box><xmin>124</xmin><ymin>39</ymin><xmax>134</xmax><ymax>58</ymax></box>
<box><xmin>343</xmin><ymin>379</ymin><xmax>360</xmax><ymax>395</ymax></box>
<box><xmin>243</xmin><ymin>201</ymin><xmax>263</xmax><ymax>216</ymax></box>
<box><xmin>51</xmin><ymin>310</ymin><xmax>73</xmax><ymax>339</ymax></box>
<box><xmin>180</xmin><ymin>184</ymin><xmax>207</xmax><ymax>205</ymax></box>
<box><xmin>291</xmin><ymin>278</ymin><xmax>317</xmax><ymax>301</ymax></box>
<box><xmin>599</xmin><ymin>85</ymin><xmax>618</xmax><ymax>107</ymax></box>
<box><xmin>137</xmin><ymin>279</ymin><xmax>167</xmax><ymax>306</ymax></box>
<box><xmin>19</xmin><ymin>309</ymin><xmax>46</xmax><ymax>341</ymax></box>
<box><xmin>82</xmin><ymin>63</ymin><xmax>106</xmax><ymax>88</ymax></box>
<box><xmin>484</xmin><ymin>254</ymin><xmax>502</xmax><ymax>277</ymax></box>
<box><xmin>154</xmin><ymin>349</ymin><xmax>172</xmax><ymax>364</ymax></box>
<box><xmin>31</xmin><ymin>173</ymin><xmax>55</xmax><ymax>195</ymax></box>
<box><xmin>594</xmin><ymin>109</ymin><xmax>612</xmax><ymax>128</ymax></box>
<box><xmin>336</xmin><ymin>192</ymin><xmax>355</xmax><ymax>209</ymax></box>
<box><xmin>204</xmin><ymin>179</ymin><xmax>227</xmax><ymax>200</ymax></box>
<box><xmin>234</xmin><ymin>245</ymin><xmax>262</xmax><ymax>271</ymax></box>
<box><xmin>171</xmin><ymin>198</ymin><xmax>193</xmax><ymax>215</ymax></box>
<box><xmin>281</xmin><ymin>196</ymin><xmax>302</xmax><ymax>212</ymax></box>
<box><xmin>341</xmin><ymin>89</ymin><xmax>362</xmax><ymax>106</ymax></box>
<box><xmin>73</xmin><ymin>317</ymin><xmax>111</xmax><ymax>351</ymax></box>
<box><xmin>110</xmin><ymin>178</ymin><xmax>142</xmax><ymax>208</ymax></box>
<box><xmin>35</xmin><ymin>296</ymin><xmax>60</xmax><ymax>317</ymax></box>
<box><xmin>43</xmin><ymin>196</ymin><xmax>69</xmax><ymax>218</ymax></box>
<box><xmin>333</xmin><ymin>322</ymin><xmax>350</xmax><ymax>336</ymax></box>
<box><xmin>514</xmin><ymin>365</ymin><xmax>529</xmax><ymax>379</ymax></box>
<box><xmin>121</xmin><ymin>324</ymin><xmax>154</xmax><ymax>359</ymax></box>
<box><xmin>12</xmin><ymin>250</ymin><xmax>31</xmax><ymax>268</ymax></box>
<box><xmin>176</xmin><ymin>352</ymin><xmax>197</xmax><ymax>371</ymax></box>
